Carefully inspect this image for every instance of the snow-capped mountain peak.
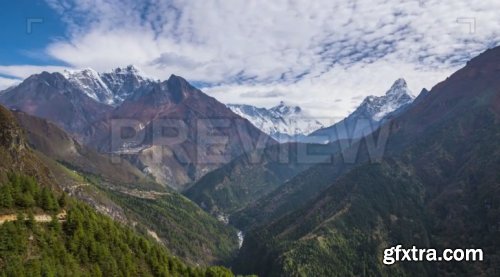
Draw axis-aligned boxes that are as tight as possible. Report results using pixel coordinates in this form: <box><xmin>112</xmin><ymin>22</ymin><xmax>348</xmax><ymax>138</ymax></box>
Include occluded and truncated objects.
<box><xmin>388</xmin><ymin>77</ymin><xmax>406</xmax><ymax>90</ymax></box>
<box><xmin>308</xmin><ymin>78</ymin><xmax>415</xmax><ymax>143</ymax></box>
<box><xmin>357</xmin><ymin>78</ymin><xmax>414</xmax><ymax>121</ymax></box>
<box><xmin>228</xmin><ymin>102</ymin><xmax>324</xmax><ymax>142</ymax></box>
<box><xmin>63</xmin><ymin>66</ymin><xmax>156</xmax><ymax>106</ymax></box>
<box><xmin>385</xmin><ymin>78</ymin><xmax>414</xmax><ymax>97</ymax></box>
<box><xmin>63</xmin><ymin>68</ymin><xmax>114</xmax><ymax>105</ymax></box>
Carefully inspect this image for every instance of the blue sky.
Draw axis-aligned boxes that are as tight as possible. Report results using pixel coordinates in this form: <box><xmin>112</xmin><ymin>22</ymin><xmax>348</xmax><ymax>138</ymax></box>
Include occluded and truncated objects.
<box><xmin>1</xmin><ymin>0</ymin><xmax>500</xmax><ymax>120</ymax></box>
<box><xmin>0</xmin><ymin>0</ymin><xmax>67</xmax><ymax>68</ymax></box>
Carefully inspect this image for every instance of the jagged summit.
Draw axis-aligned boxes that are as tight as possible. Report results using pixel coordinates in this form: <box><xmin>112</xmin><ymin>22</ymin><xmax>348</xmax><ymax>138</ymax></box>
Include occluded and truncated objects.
<box><xmin>389</xmin><ymin>77</ymin><xmax>407</xmax><ymax>89</ymax></box>
<box><xmin>62</xmin><ymin>66</ymin><xmax>157</xmax><ymax>106</ymax></box>
<box><xmin>58</xmin><ymin>65</ymin><xmax>203</xmax><ymax>106</ymax></box>
<box><xmin>270</xmin><ymin>101</ymin><xmax>302</xmax><ymax>116</ymax></box>
<box><xmin>112</xmin><ymin>64</ymin><xmax>142</xmax><ymax>74</ymax></box>
<box><xmin>167</xmin><ymin>74</ymin><xmax>191</xmax><ymax>88</ymax></box>
<box><xmin>385</xmin><ymin>78</ymin><xmax>413</xmax><ymax>97</ymax></box>
<box><xmin>63</xmin><ymin>67</ymin><xmax>98</xmax><ymax>77</ymax></box>
<box><xmin>65</xmin><ymin>65</ymin><xmax>146</xmax><ymax>77</ymax></box>
<box><xmin>357</xmin><ymin>78</ymin><xmax>414</xmax><ymax>121</ymax></box>
<box><xmin>309</xmin><ymin>78</ymin><xmax>415</xmax><ymax>142</ymax></box>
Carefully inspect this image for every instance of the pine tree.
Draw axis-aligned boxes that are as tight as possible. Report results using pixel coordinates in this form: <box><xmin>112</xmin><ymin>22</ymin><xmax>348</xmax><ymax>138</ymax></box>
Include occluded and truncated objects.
<box><xmin>40</xmin><ymin>187</ymin><xmax>59</xmax><ymax>212</ymax></box>
<box><xmin>58</xmin><ymin>192</ymin><xmax>67</xmax><ymax>208</ymax></box>
<box><xmin>26</xmin><ymin>210</ymin><xmax>35</xmax><ymax>229</ymax></box>
<box><xmin>0</xmin><ymin>185</ymin><xmax>13</xmax><ymax>208</ymax></box>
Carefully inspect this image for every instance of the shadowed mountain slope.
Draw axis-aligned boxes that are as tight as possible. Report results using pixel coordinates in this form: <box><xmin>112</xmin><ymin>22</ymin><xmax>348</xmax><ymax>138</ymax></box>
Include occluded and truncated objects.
<box><xmin>232</xmin><ymin>47</ymin><xmax>500</xmax><ymax>276</ymax></box>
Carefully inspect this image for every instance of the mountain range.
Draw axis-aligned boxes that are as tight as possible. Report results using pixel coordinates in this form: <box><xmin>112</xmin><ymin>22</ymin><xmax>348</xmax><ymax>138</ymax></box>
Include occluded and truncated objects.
<box><xmin>0</xmin><ymin>68</ymin><xmax>274</xmax><ymax>190</ymax></box>
<box><xmin>228</xmin><ymin>79</ymin><xmax>415</xmax><ymax>145</ymax></box>
<box><xmin>1</xmin><ymin>46</ymin><xmax>499</xmax><ymax>276</ymax></box>
<box><xmin>184</xmin><ymin>78</ymin><xmax>417</xmax><ymax>225</ymax></box>
<box><xmin>227</xmin><ymin>101</ymin><xmax>324</xmax><ymax>142</ymax></box>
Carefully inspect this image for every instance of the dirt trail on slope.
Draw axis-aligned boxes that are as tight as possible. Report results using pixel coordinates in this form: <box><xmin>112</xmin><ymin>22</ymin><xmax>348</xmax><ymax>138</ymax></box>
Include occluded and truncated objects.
<box><xmin>0</xmin><ymin>210</ymin><xmax>66</xmax><ymax>225</ymax></box>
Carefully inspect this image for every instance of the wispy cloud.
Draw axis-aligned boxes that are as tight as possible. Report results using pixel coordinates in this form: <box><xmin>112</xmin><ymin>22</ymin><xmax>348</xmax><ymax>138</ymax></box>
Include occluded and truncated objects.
<box><xmin>239</xmin><ymin>90</ymin><xmax>287</xmax><ymax>99</ymax></box>
<box><xmin>25</xmin><ymin>0</ymin><xmax>500</xmax><ymax>117</ymax></box>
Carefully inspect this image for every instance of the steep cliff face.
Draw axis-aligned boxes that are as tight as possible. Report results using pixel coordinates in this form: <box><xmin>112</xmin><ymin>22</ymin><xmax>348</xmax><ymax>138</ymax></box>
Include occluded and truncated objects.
<box><xmin>0</xmin><ymin>105</ymin><xmax>54</xmax><ymax>186</ymax></box>
<box><xmin>0</xmin><ymin>104</ymin><xmax>25</xmax><ymax>152</ymax></box>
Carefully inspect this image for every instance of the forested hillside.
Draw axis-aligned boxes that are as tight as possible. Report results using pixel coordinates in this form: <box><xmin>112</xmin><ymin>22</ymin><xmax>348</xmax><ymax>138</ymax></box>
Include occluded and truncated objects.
<box><xmin>0</xmin><ymin>174</ymin><xmax>234</xmax><ymax>276</ymax></box>
<box><xmin>232</xmin><ymin>47</ymin><xmax>500</xmax><ymax>276</ymax></box>
<box><xmin>0</xmin><ymin>104</ymin><xmax>237</xmax><ymax>276</ymax></box>
<box><xmin>7</xmin><ymin>107</ymin><xmax>240</xmax><ymax>265</ymax></box>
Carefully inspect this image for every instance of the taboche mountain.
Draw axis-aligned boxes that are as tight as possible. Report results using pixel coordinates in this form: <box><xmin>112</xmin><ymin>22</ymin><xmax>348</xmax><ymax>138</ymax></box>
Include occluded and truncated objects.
<box><xmin>0</xmin><ymin>104</ymin><xmax>237</xmax><ymax>275</ymax></box>
<box><xmin>230</xmin><ymin>47</ymin><xmax>500</xmax><ymax>276</ymax></box>
<box><xmin>0</xmin><ymin>67</ymin><xmax>274</xmax><ymax>190</ymax></box>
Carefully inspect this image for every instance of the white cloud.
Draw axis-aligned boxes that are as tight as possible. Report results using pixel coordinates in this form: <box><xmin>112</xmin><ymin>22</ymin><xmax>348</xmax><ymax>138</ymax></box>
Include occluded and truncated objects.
<box><xmin>0</xmin><ymin>77</ymin><xmax>20</xmax><ymax>91</ymax></box>
<box><xmin>28</xmin><ymin>0</ymin><xmax>500</xmax><ymax>119</ymax></box>
<box><xmin>0</xmin><ymin>65</ymin><xmax>71</xmax><ymax>79</ymax></box>
<box><xmin>204</xmin><ymin>59</ymin><xmax>458</xmax><ymax>123</ymax></box>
